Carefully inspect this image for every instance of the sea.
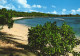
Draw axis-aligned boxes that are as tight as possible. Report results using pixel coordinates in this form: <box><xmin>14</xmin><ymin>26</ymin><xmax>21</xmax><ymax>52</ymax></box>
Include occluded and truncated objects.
<box><xmin>14</xmin><ymin>17</ymin><xmax>80</xmax><ymax>38</ymax></box>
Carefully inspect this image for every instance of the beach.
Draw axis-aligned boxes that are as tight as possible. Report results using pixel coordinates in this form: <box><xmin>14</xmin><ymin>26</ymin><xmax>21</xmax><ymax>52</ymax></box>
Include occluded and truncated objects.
<box><xmin>0</xmin><ymin>20</ymin><xmax>36</xmax><ymax>56</ymax></box>
<box><xmin>12</xmin><ymin>17</ymin><xmax>34</xmax><ymax>20</ymax></box>
<box><xmin>0</xmin><ymin>17</ymin><xmax>30</xmax><ymax>49</ymax></box>
<box><xmin>0</xmin><ymin>17</ymin><xmax>80</xmax><ymax>56</ymax></box>
<box><xmin>0</xmin><ymin>23</ymin><xmax>30</xmax><ymax>45</ymax></box>
<box><xmin>12</xmin><ymin>17</ymin><xmax>25</xmax><ymax>20</ymax></box>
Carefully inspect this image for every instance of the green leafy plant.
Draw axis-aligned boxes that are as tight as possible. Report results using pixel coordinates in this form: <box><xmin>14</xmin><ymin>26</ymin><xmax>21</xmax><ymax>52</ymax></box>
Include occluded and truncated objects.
<box><xmin>0</xmin><ymin>8</ymin><xmax>14</xmax><ymax>29</ymax></box>
<box><xmin>28</xmin><ymin>21</ymin><xmax>76</xmax><ymax>56</ymax></box>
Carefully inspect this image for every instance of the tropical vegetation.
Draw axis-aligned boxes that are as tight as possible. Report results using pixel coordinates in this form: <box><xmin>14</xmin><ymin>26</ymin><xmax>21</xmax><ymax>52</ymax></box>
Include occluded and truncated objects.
<box><xmin>0</xmin><ymin>8</ymin><xmax>80</xmax><ymax>17</ymax></box>
<box><xmin>0</xmin><ymin>8</ymin><xmax>14</xmax><ymax>29</ymax></box>
<box><xmin>28</xmin><ymin>22</ymin><xmax>77</xmax><ymax>56</ymax></box>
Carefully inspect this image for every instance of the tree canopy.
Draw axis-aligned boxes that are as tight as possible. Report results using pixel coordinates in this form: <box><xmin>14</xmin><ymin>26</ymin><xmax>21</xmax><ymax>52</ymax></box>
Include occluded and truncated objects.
<box><xmin>0</xmin><ymin>8</ymin><xmax>80</xmax><ymax>17</ymax></box>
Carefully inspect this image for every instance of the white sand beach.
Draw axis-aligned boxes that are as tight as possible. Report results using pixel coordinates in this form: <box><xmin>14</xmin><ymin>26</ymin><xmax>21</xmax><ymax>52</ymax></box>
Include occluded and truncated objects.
<box><xmin>12</xmin><ymin>17</ymin><xmax>34</xmax><ymax>20</ymax></box>
<box><xmin>12</xmin><ymin>17</ymin><xmax>25</xmax><ymax>20</ymax></box>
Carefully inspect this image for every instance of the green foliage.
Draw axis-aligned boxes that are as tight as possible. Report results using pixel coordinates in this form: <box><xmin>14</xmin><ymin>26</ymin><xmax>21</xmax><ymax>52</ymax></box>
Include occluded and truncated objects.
<box><xmin>0</xmin><ymin>8</ymin><xmax>80</xmax><ymax>17</ymax></box>
<box><xmin>28</xmin><ymin>21</ymin><xmax>76</xmax><ymax>56</ymax></box>
<box><xmin>0</xmin><ymin>8</ymin><xmax>14</xmax><ymax>28</ymax></box>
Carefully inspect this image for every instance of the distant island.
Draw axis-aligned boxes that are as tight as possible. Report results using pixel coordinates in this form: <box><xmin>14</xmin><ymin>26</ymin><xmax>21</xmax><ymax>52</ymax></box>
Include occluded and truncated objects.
<box><xmin>0</xmin><ymin>8</ymin><xmax>80</xmax><ymax>18</ymax></box>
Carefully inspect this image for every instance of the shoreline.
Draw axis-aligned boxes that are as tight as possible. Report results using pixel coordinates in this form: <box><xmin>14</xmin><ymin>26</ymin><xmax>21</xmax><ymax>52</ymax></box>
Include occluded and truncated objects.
<box><xmin>12</xmin><ymin>17</ymin><xmax>34</xmax><ymax>20</ymax></box>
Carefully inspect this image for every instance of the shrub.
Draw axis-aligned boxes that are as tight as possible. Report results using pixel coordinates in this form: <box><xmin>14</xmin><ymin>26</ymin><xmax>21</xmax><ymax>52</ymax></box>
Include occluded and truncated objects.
<box><xmin>28</xmin><ymin>21</ymin><xmax>76</xmax><ymax>56</ymax></box>
<box><xmin>0</xmin><ymin>9</ymin><xmax>14</xmax><ymax>29</ymax></box>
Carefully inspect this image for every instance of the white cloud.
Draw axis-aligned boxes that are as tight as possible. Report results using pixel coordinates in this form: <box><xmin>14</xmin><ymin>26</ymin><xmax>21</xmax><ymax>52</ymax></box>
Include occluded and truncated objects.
<box><xmin>62</xmin><ymin>9</ymin><xmax>66</xmax><ymax>12</ymax></box>
<box><xmin>32</xmin><ymin>4</ymin><xmax>36</xmax><ymax>8</ymax></box>
<box><xmin>0</xmin><ymin>4</ymin><xmax>16</xmax><ymax>10</ymax></box>
<box><xmin>29</xmin><ymin>9</ymin><xmax>38</xmax><ymax>12</ymax></box>
<box><xmin>37</xmin><ymin>5</ymin><xmax>42</xmax><ymax>8</ymax></box>
<box><xmin>52</xmin><ymin>11</ymin><xmax>57</xmax><ymax>14</ymax></box>
<box><xmin>0</xmin><ymin>0</ymin><xmax>44</xmax><ymax>12</ymax></box>
<box><xmin>52</xmin><ymin>5</ymin><xmax>56</xmax><ymax>8</ymax></box>
<box><xmin>70</xmin><ymin>8</ymin><xmax>80</xmax><ymax>14</ymax></box>
<box><xmin>32</xmin><ymin>4</ymin><xmax>42</xmax><ymax>8</ymax></box>
<box><xmin>77</xmin><ymin>8</ymin><xmax>80</xmax><ymax>12</ymax></box>
<box><xmin>47</xmin><ymin>12</ymin><xmax>50</xmax><ymax>13</ymax></box>
<box><xmin>0</xmin><ymin>5</ymin><xmax>10</xmax><ymax>9</ymax></box>
<box><xmin>17</xmin><ymin>0</ymin><xmax>31</xmax><ymax>8</ymax></box>
<box><xmin>62</xmin><ymin>9</ymin><xmax>66</xmax><ymax>14</ymax></box>
<box><xmin>0</xmin><ymin>0</ymin><xmax>16</xmax><ymax>10</ymax></box>
<box><xmin>71</xmin><ymin>9</ymin><xmax>76</xmax><ymax>14</ymax></box>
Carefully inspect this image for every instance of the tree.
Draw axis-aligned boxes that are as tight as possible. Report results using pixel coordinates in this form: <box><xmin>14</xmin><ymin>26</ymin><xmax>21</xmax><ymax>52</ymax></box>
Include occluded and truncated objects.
<box><xmin>0</xmin><ymin>8</ymin><xmax>14</xmax><ymax>29</ymax></box>
<box><xmin>28</xmin><ymin>22</ymin><xmax>76</xmax><ymax>56</ymax></box>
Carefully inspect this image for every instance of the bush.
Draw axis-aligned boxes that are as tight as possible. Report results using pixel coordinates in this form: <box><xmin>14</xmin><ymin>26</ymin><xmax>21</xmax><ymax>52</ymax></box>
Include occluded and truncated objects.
<box><xmin>28</xmin><ymin>21</ymin><xmax>76</xmax><ymax>56</ymax></box>
<box><xmin>0</xmin><ymin>8</ymin><xmax>14</xmax><ymax>29</ymax></box>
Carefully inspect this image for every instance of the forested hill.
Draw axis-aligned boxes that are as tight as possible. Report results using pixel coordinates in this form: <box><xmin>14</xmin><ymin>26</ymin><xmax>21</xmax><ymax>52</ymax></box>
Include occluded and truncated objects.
<box><xmin>0</xmin><ymin>8</ymin><xmax>80</xmax><ymax>17</ymax></box>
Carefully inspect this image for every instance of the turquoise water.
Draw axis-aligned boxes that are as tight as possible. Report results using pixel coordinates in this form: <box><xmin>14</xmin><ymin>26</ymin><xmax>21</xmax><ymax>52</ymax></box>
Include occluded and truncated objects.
<box><xmin>14</xmin><ymin>17</ymin><xmax>80</xmax><ymax>38</ymax></box>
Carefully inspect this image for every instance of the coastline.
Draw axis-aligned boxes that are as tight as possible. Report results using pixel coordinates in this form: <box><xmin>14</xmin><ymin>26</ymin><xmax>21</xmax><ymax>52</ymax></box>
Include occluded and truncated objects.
<box><xmin>12</xmin><ymin>17</ymin><xmax>34</xmax><ymax>20</ymax></box>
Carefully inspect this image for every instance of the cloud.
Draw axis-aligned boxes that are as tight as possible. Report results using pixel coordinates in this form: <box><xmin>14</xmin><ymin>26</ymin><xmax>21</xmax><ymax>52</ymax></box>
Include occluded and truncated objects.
<box><xmin>0</xmin><ymin>4</ymin><xmax>16</xmax><ymax>10</ymax></box>
<box><xmin>52</xmin><ymin>5</ymin><xmax>56</xmax><ymax>8</ymax></box>
<box><xmin>37</xmin><ymin>5</ymin><xmax>42</xmax><ymax>8</ymax></box>
<box><xmin>62</xmin><ymin>9</ymin><xmax>66</xmax><ymax>12</ymax></box>
<box><xmin>0</xmin><ymin>0</ymin><xmax>16</xmax><ymax>10</ymax></box>
<box><xmin>17</xmin><ymin>0</ymin><xmax>31</xmax><ymax>8</ymax></box>
<box><xmin>32</xmin><ymin>4</ymin><xmax>47</xmax><ymax>9</ymax></box>
<box><xmin>32</xmin><ymin>4</ymin><xmax>42</xmax><ymax>8</ymax></box>
<box><xmin>51</xmin><ymin>11</ymin><xmax>57</xmax><ymax>14</ymax></box>
<box><xmin>0</xmin><ymin>0</ymin><xmax>46</xmax><ymax>13</ymax></box>
<box><xmin>71</xmin><ymin>8</ymin><xmax>80</xmax><ymax>14</ymax></box>
<box><xmin>13</xmin><ymin>0</ymin><xmax>43</xmax><ymax>9</ymax></box>
<box><xmin>46</xmin><ymin>11</ymin><xmax>57</xmax><ymax>14</ymax></box>
<box><xmin>62</xmin><ymin>9</ymin><xmax>66</xmax><ymax>14</ymax></box>
<box><xmin>32</xmin><ymin>4</ymin><xmax>36</xmax><ymax>8</ymax></box>
<box><xmin>29</xmin><ymin>9</ymin><xmax>39</xmax><ymax>12</ymax></box>
<box><xmin>47</xmin><ymin>12</ymin><xmax>50</xmax><ymax>14</ymax></box>
<box><xmin>0</xmin><ymin>5</ymin><xmax>10</xmax><ymax>9</ymax></box>
<box><xmin>77</xmin><ymin>8</ymin><xmax>80</xmax><ymax>12</ymax></box>
<box><xmin>70</xmin><ymin>8</ymin><xmax>80</xmax><ymax>14</ymax></box>
<box><xmin>71</xmin><ymin>9</ymin><xmax>76</xmax><ymax>14</ymax></box>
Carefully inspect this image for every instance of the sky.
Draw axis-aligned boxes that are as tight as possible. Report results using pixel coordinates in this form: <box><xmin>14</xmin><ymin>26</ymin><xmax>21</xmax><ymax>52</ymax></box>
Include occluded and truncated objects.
<box><xmin>0</xmin><ymin>0</ymin><xmax>80</xmax><ymax>15</ymax></box>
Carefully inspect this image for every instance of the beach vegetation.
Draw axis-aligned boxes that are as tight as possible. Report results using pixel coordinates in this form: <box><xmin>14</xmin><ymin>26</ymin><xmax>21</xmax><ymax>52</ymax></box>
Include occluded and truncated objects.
<box><xmin>0</xmin><ymin>8</ymin><xmax>14</xmax><ymax>29</ymax></box>
<box><xmin>28</xmin><ymin>21</ymin><xmax>76</xmax><ymax>56</ymax></box>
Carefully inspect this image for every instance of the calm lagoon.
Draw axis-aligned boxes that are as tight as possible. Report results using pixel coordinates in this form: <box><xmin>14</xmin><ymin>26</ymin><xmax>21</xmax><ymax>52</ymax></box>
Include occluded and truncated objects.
<box><xmin>15</xmin><ymin>17</ymin><xmax>80</xmax><ymax>38</ymax></box>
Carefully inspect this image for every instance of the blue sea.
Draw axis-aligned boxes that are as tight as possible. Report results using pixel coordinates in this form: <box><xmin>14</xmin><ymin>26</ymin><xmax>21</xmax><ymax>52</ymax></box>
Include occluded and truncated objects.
<box><xmin>14</xmin><ymin>17</ymin><xmax>80</xmax><ymax>38</ymax></box>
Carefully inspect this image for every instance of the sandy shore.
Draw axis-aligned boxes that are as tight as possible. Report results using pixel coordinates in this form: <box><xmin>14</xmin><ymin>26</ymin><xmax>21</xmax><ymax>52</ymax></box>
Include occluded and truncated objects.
<box><xmin>0</xmin><ymin>23</ymin><xmax>30</xmax><ymax>45</ymax></box>
<box><xmin>12</xmin><ymin>17</ymin><xmax>34</xmax><ymax>20</ymax></box>
<box><xmin>12</xmin><ymin>17</ymin><xmax>25</xmax><ymax>20</ymax></box>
